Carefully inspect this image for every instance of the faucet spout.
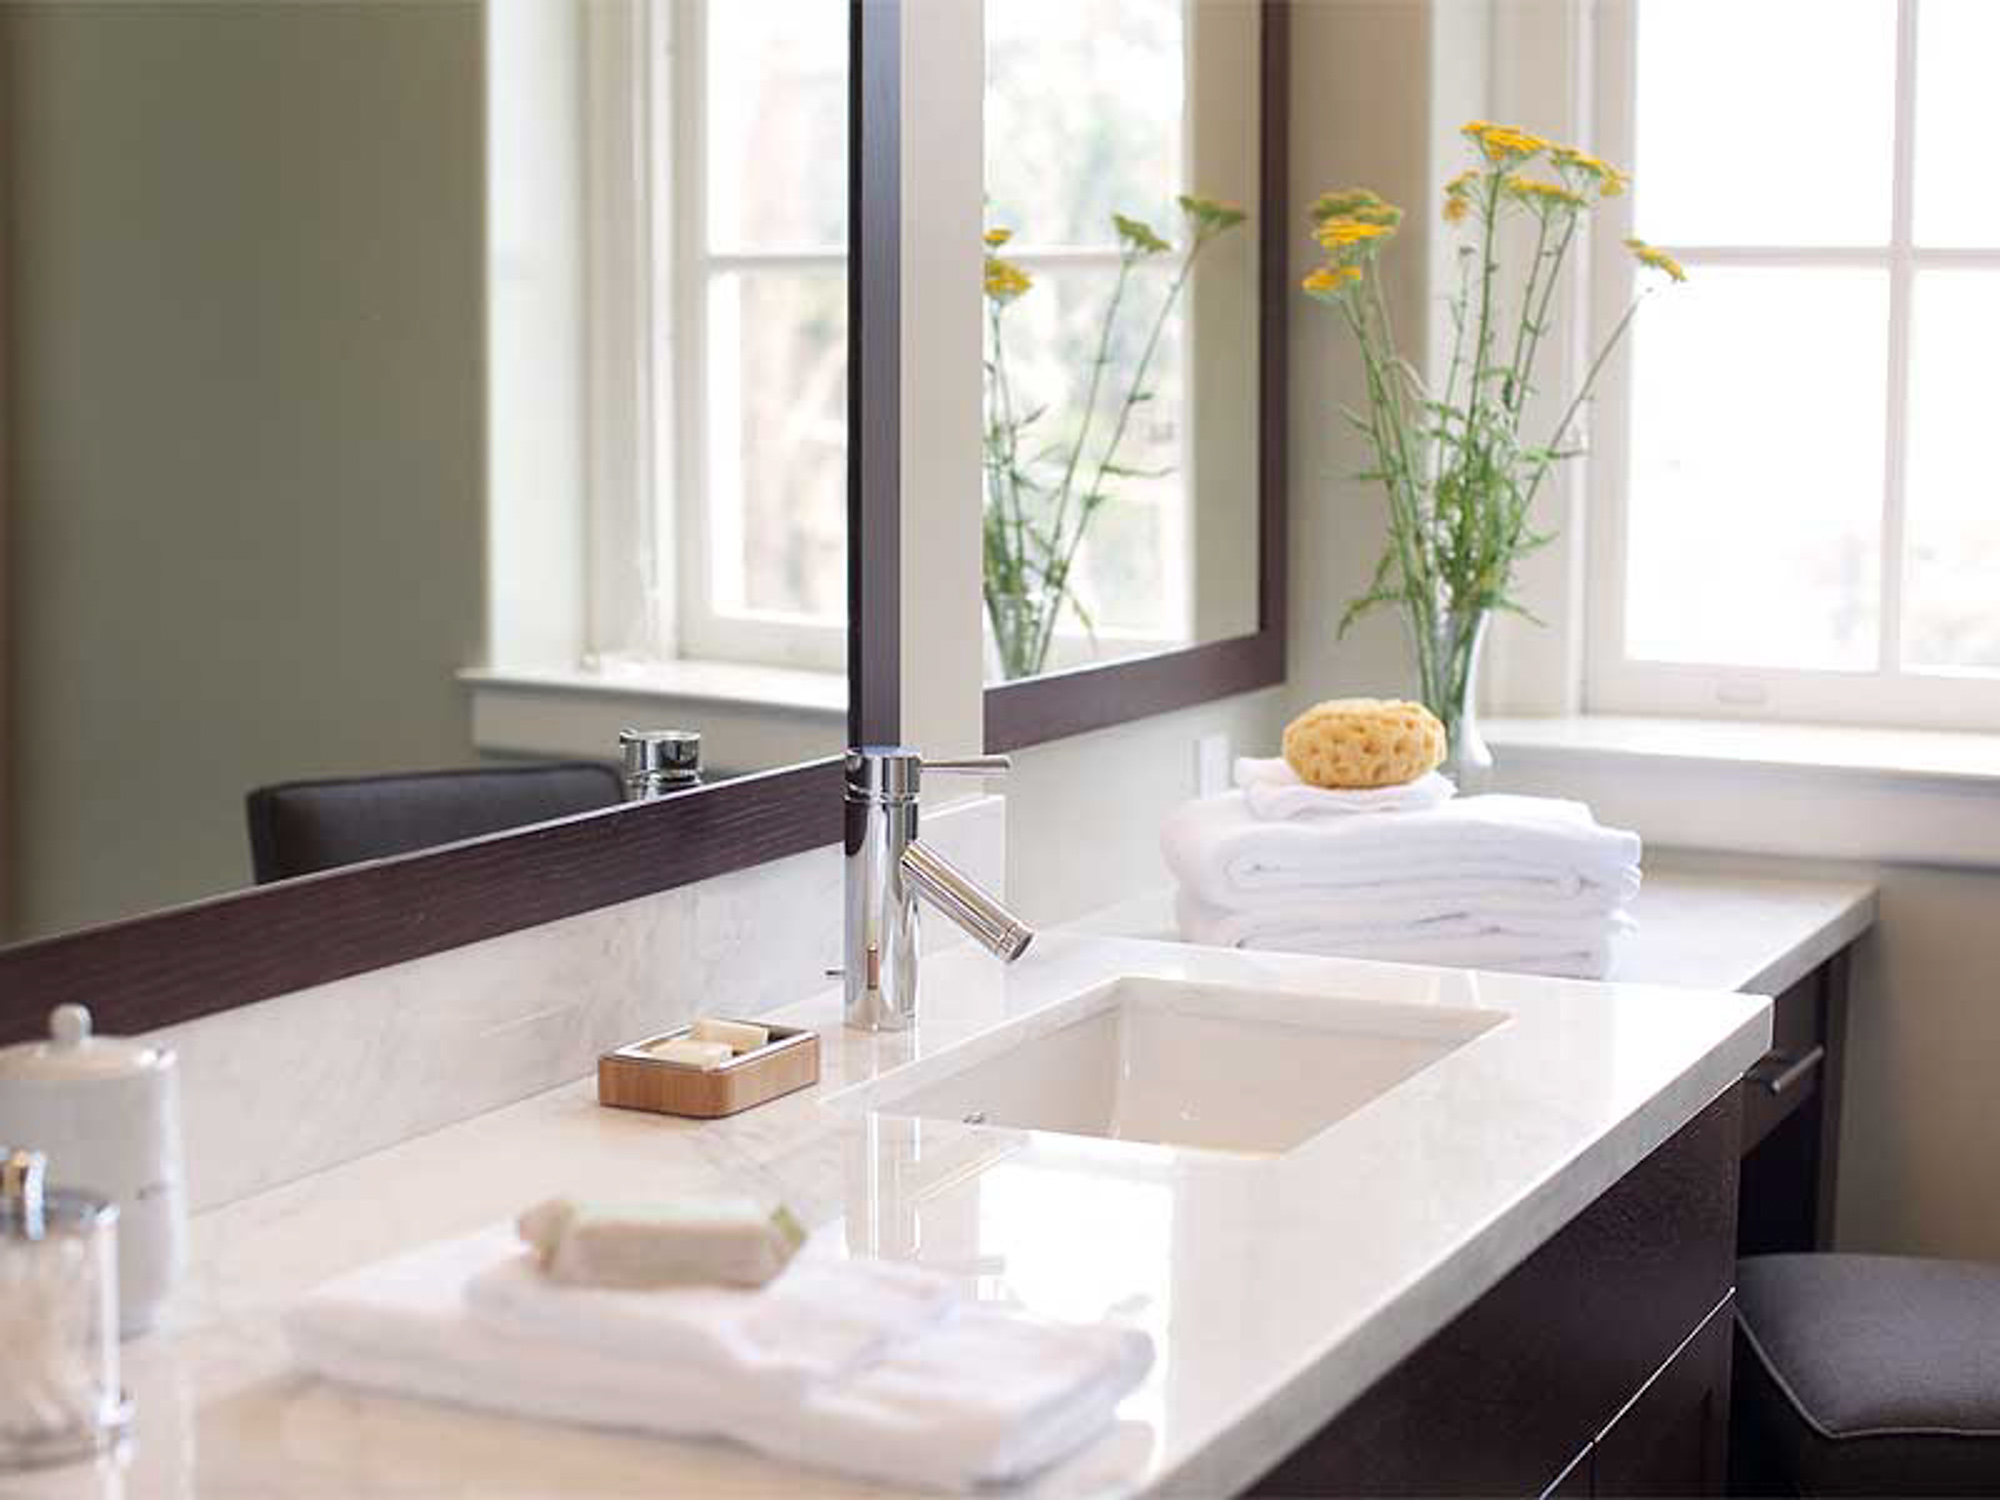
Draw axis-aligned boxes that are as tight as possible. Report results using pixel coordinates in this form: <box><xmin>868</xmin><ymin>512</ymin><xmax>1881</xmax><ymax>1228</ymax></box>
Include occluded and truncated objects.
<box><xmin>841</xmin><ymin>746</ymin><xmax>1034</xmax><ymax>1032</ymax></box>
<box><xmin>900</xmin><ymin>839</ymin><xmax>1034</xmax><ymax>962</ymax></box>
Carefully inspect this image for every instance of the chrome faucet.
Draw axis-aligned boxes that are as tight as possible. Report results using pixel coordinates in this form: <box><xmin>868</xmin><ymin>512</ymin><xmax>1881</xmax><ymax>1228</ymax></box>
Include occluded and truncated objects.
<box><xmin>842</xmin><ymin>747</ymin><xmax>1034</xmax><ymax>1031</ymax></box>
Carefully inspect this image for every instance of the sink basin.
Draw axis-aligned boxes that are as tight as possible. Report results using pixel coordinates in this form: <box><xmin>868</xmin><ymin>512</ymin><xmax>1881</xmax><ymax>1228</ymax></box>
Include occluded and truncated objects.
<box><xmin>852</xmin><ymin>975</ymin><xmax>1507</xmax><ymax>1156</ymax></box>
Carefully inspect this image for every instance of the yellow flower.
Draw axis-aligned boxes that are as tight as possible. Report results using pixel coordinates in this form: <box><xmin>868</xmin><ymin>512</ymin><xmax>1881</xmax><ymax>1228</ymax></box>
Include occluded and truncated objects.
<box><xmin>1301</xmin><ymin>264</ymin><xmax>1362</xmax><ymax>296</ymax></box>
<box><xmin>983</xmin><ymin>226</ymin><xmax>1013</xmax><ymax>248</ymax></box>
<box><xmin>1464</xmin><ymin>121</ymin><xmax>1549</xmax><ymax>163</ymax></box>
<box><xmin>1549</xmin><ymin>145</ymin><xmax>1630</xmax><ymax>198</ymax></box>
<box><xmin>1624</xmin><ymin>236</ymin><xmax>1686</xmax><ymax>282</ymax></box>
<box><xmin>983</xmin><ymin>255</ymin><xmax>1033</xmax><ymax>302</ymax></box>
<box><xmin>1309</xmin><ymin>187</ymin><xmax>1404</xmax><ymax>230</ymax></box>
<box><xmin>1440</xmin><ymin>168</ymin><xmax>1480</xmax><ymax>224</ymax></box>
<box><xmin>1315</xmin><ymin>217</ymin><xmax>1394</xmax><ymax>249</ymax></box>
<box><xmin>1504</xmin><ymin>173</ymin><xmax>1588</xmax><ymax>211</ymax></box>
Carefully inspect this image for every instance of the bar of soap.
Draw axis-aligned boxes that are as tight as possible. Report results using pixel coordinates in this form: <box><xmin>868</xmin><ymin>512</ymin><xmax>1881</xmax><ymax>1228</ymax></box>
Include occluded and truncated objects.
<box><xmin>690</xmin><ymin>1017</ymin><xmax>769</xmax><ymax>1053</ymax></box>
<box><xmin>648</xmin><ymin>1038</ymin><xmax>733</xmax><ymax>1069</ymax></box>
<box><xmin>517</xmin><ymin>1195</ymin><xmax>806</xmax><ymax>1289</ymax></box>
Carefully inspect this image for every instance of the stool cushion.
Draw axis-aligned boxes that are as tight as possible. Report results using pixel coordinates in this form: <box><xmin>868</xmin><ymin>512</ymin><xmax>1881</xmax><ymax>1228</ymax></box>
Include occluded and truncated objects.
<box><xmin>1736</xmin><ymin>1254</ymin><xmax>2000</xmax><ymax>1496</ymax></box>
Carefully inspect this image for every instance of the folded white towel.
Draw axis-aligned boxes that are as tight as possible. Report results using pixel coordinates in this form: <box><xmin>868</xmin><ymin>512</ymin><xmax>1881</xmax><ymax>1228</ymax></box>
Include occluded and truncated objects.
<box><xmin>1175</xmin><ymin>890</ymin><xmax>1630</xmax><ymax>979</ymax></box>
<box><xmin>466</xmin><ymin>1241</ymin><xmax>957</xmax><ymax>1399</ymax></box>
<box><xmin>764</xmin><ymin>1304</ymin><xmax>1156</xmax><ymax>1492</ymax></box>
<box><xmin>1234</xmin><ymin>757</ymin><xmax>1457</xmax><ymax>821</ymax></box>
<box><xmin>284</xmin><ymin>1227</ymin><xmax>1153</xmax><ymax>1494</ymax></box>
<box><xmin>1163</xmin><ymin>791</ymin><xmax>1641</xmax><ymax>912</ymax></box>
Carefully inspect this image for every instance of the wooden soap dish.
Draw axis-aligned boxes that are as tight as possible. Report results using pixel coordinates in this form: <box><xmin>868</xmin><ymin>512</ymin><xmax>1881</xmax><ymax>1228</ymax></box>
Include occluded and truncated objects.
<box><xmin>597</xmin><ymin>1021</ymin><xmax>820</xmax><ymax>1119</ymax></box>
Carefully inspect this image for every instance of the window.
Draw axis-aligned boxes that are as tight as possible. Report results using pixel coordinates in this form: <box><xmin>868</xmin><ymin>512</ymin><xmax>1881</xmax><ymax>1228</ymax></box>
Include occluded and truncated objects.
<box><xmin>1589</xmin><ymin>0</ymin><xmax>2000</xmax><ymax>728</ymax></box>
<box><xmin>585</xmin><ymin>0</ymin><xmax>848</xmax><ymax>680</ymax></box>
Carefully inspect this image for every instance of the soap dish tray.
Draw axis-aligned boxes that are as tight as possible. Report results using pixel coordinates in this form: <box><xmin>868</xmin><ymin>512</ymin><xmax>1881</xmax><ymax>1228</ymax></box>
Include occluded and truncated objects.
<box><xmin>597</xmin><ymin>1021</ymin><xmax>819</xmax><ymax>1119</ymax></box>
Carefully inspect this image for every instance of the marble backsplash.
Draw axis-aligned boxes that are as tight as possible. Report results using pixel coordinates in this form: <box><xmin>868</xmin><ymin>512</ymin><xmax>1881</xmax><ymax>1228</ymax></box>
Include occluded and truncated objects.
<box><xmin>153</xmin><ymin>795</ymin><xmax>1005</xmax><ymax>1211</ymax></box>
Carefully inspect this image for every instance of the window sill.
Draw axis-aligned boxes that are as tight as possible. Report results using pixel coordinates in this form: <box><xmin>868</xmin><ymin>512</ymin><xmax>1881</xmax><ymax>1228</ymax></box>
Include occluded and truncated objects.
<box><xmin>1484</xmin><ymin>715</ymin><xmax>2000</xmax><ymax>789</ymax></box>
<box><xmin>461</xmin><ymin>662</ymin><xmax>843</xmax><ymax>771</ymax></box>
<box><xmin>1483</xmin><ymin>715</ymin><xmax>2000</xmax><ymax>870</ymax></box>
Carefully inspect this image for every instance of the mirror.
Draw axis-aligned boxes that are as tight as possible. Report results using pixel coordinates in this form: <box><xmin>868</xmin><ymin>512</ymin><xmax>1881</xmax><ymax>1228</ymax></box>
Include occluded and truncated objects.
<box><xmin>980</xmin><ymin>0</ymin><xmax>1263</xmax><ymax>684</ymax></box>
<box><xmin>0</xmin><ymin>0</ymin><xmax>850</xmax><ymax>947</ymax></box>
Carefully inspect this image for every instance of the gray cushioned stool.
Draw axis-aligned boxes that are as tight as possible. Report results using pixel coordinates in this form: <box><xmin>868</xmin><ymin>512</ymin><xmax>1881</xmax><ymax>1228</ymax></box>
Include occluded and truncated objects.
<box><xmin>1733</xmin><ymin>1254</ymin><xmax>2000</xmax><ymax>1496</ymax></box>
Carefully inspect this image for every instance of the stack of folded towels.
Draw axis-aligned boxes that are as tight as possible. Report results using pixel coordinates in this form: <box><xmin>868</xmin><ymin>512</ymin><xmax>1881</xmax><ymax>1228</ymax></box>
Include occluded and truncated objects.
<box><xmin>283</xmin><ymin>1193</ymin><xmax>1152</xmax><ymax>1494</ymax></box>
<box><xmin>1163</xmin><ymin>698</ymin><xmax>1642</xmax><ymax>980</ymax></box>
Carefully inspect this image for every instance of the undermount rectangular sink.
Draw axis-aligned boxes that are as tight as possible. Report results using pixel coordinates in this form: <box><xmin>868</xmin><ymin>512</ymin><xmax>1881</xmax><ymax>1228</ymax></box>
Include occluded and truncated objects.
<box><xmin>856</xmin><ymin>975</ymin><xmax>1507</xmax><ymax>1156</ymax></box>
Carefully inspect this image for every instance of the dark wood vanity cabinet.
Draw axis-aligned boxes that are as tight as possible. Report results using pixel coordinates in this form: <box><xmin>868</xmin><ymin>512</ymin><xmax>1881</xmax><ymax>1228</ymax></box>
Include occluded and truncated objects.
<box><xmin>1737</xmin><ymin>951</ymin><xmax>1849</xmax><ymax>1257</ymax></box>
<box><xmin>1251</xmin><ymin>1088</ymin><xmax>1742</xmax><ymax>1499</ymax></box>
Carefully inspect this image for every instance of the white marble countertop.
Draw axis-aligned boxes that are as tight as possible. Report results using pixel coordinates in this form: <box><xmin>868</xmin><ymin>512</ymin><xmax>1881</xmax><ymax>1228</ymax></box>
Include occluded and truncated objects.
<box><xmin>30</xmin><ymin>933</ymin><xmax>1771</xmax><ymax>1500</ymax></box>
<box><xmin>1076</xmin><ymin>856</ymin><xmax>1878</xmax><ymax>998</ymax></box>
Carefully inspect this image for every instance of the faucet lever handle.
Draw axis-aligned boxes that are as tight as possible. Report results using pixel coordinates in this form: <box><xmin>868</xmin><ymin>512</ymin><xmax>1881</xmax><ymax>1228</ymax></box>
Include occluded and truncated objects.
<box><xmin>923</xmin><ymin>755</ymin><xmax>1012</xmax><ymax>777</ymax></box>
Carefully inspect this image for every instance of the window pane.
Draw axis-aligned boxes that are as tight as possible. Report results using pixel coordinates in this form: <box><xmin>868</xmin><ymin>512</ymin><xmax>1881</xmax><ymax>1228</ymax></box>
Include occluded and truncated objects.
<box><xmin>1633</xmin><ymin>0</ymin><xmax>1895</xmax><ymax>246</ymax></box>
<box><xmin>706</xmin><ymin>270</ymin><xmax>846</xmax><ymax>620</ymax></box>
<box><xmin>1624</xmin><ymin>268</ymin><xmax>1886</xmax><ymax>669</ymax></box>
<box><xmin>985</xmin><ymin>0</ymin><xmax>1184</xmax><ymax>246</ymax></box>
<box><xmin>705</xmin><ymin>0</ymin><xmax>846</xmax><ymax>252</ymax></box>
<box><xmin>1904</xmin><ymin>270</ymin><xmax>2000</xmax><ymax>670</ymax></box>
<box><xmin>1913</xmin><ymin>0</ymin><xmax>2000</xmax><ymax>247</ymax></box>
<box><xmin>984</xmin><ymin>261</ymin><xmax>1188</xmax><ymax>658</ymax></box>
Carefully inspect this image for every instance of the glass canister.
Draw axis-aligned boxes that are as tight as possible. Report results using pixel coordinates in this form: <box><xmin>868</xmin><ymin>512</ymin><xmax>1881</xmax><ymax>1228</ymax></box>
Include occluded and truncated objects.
<box><xmin>0</xmin><ymin>1150</ymin><xmax>132</xmax><ymax>1469</ymax></box>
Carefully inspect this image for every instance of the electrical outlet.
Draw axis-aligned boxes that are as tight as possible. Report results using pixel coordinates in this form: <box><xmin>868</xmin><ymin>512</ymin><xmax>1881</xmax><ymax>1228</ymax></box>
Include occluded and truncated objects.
<box><xmin>1195</xmin><ymin>732</ymin><xmax>1232</xmax><ymax>797</ymax></box>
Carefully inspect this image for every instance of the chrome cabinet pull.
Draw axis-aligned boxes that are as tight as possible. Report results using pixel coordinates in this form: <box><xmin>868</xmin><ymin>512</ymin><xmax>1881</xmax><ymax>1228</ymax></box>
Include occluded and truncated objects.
<box><xmin>1749</xmin><ymin>1044</ymin><xmax>1826</xmax><ymax>1097</ymax></box>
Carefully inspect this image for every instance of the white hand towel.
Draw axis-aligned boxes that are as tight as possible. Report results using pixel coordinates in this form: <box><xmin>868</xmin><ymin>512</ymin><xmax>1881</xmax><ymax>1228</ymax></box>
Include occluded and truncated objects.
<box><xmin>762</xmin><ymin>1305</ymin><xmax>1155</xmax><ymax>1493</ymax></box>
<box><xmin>1162</xmin><ymin>791</ymin><xmax>1641</xmax><ymax>911</ymax></box>
<box><xmin>283</xmin><ymin>1228</ymin><xmax>734</xmax><ymax>1433</ymax></box>
<box><xmin>1174</xmin><ymin>887</ymin><xmax>1636</xmax><ymax>944</ymax></box>
<box><xmin>284</xmin><ymin>1227</ymin><xmax>1153</xmax><ymax>1494</ymax></box>
<box><xmin>1175</xmin><ymin>889</ymin><xmax>1630</xmax><ymax>979</ymax></box>
<box><xmin>465</xmin><ymin>1241</ymin><xmax>958</xmax><ymax>1398</ymax></box>
<box><xmin>1168</xmin><ymin>892</ymin><xmax>1624</xmax><ymax>976</ymax></box>
<box><xmin>1233</xmin><ymin>757</ymin><xmax>1457</xmax><ymax>821</ymax></box>
<box><xmin>1177</xmin><ymin>872</ymin><xmax>1635</xmax><ymax>929</ymax></box>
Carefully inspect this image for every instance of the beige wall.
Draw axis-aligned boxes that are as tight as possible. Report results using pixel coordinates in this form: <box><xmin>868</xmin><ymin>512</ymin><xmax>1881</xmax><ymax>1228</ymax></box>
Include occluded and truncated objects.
<box><xmin>2</xmin><ymin>1</ymin><xmax>484</xmax><ymax>939</ymax></box>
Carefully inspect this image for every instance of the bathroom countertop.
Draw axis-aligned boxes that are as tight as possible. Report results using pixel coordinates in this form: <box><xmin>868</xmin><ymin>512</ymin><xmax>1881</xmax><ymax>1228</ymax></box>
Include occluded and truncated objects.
<box><xmin>27</xmin><ymin>933</ymin><xmax>1770</xmax><ymax>1499</ymax></box>
<box><xmin>1074</xmin><ymin>856</ymin><xmax>1879</xmax><ymax>997</ymax></box>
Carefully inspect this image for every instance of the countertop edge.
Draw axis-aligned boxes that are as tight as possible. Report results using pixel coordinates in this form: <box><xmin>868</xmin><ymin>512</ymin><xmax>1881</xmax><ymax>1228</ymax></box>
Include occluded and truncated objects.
<box><xmin>1148</xmin><ymin>1002</ymin><xmax>1772</xmax><ymax>1499</ymax></box>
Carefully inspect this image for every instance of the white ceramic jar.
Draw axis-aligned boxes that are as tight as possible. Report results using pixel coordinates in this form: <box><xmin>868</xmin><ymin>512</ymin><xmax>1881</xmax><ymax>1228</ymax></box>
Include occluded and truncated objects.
<box><xmin>0</xmin><ymin>1006</ymin><xmax>186</xmax><ymax>1336</ymax></box>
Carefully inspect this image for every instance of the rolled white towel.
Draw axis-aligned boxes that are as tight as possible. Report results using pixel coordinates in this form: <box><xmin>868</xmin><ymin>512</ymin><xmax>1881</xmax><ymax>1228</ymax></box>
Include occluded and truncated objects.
<box><xmin>1176</xmin><ymin>890</ymin><xmax>1625</xmax><ymax>980</ymax></box>
<box><xmin>1234</xmin><ymin>756</ymin><xmax>1456</xmax><ymax>821</ymax></box>
<box><xmin>285</xmin><ymin>1226</ymin><xmax>1153</xmax><ymax>1494</ymax></box>
<box><xmin>1162</xmin><ymin>790</ymin><xmax>1641</xmax><ymax>912</ymax></box>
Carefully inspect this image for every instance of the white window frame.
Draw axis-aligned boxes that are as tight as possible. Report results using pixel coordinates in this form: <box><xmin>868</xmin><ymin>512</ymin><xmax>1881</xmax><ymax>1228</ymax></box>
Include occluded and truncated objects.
<box><xmin>584</xmin><ymin>0</ymin><xmax>846</xmax><ymax>680</ymax></box>
<box><xmin>1584</xmin><ymin>0</ymin><xmax>2000</xmax><ymax>732</ymax></box>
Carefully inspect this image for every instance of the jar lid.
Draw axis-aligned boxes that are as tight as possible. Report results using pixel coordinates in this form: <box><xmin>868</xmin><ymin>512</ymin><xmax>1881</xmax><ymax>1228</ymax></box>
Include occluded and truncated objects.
<box><xmin>0</xmin><ymin>1005</ymin><xmax>173</xmax><ymax>1082</ymax></box>
<box><xmin>0</xmin><ymin>1149</ymin><xmax>116</xmax><ymax>1240</ymax></box>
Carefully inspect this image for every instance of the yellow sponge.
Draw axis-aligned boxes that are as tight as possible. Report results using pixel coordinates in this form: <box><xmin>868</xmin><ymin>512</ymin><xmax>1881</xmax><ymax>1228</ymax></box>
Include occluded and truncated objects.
<box><xmin>1281</xmin><ymin>698</ymin><xmax>1447</xmax><ymax>789</ymax></box>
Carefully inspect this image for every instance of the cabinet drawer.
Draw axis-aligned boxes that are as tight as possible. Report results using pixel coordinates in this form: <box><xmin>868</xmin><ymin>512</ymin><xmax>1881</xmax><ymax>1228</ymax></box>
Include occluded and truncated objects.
<box><xmin>1251</xmin><ymin>1088</ymin><xmax>1741</xmax><ymax>1498</ymax></box>
<box><xmin>1740</xmin><ymin>970</ymin><xmax>1827</xmax><ymax>1152</ymax></box>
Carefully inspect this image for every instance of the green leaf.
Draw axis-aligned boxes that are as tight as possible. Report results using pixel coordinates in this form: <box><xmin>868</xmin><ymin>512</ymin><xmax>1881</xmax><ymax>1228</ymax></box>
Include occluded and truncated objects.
<box><xmin>1112</xmin><ymin>213</ymin><xmax>1172</xmax><ymax>255</ymax></box>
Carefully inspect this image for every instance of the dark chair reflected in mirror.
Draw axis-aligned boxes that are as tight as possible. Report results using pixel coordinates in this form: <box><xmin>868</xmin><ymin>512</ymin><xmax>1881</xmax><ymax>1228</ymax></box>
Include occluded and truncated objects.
<box><xmin>245</xmin><ymin>763</ymin><xmax>623</xmax><ymax>884</ymax></box>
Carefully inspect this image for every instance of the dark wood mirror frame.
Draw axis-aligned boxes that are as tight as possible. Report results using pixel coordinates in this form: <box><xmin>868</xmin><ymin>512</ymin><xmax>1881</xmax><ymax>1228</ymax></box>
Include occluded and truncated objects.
<box><xmin>0</xmin><ymin>0</ymin><xmax>903</xmax><ymax>1046</ymax></box>
<box><xmin>984</xmin><ymin>0</ymin><xmax>1289</xmax><ymax>754</ymax></box>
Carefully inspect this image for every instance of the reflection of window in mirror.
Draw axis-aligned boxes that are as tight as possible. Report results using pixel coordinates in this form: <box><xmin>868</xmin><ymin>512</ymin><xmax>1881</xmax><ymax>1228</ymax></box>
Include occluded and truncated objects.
<box><xmin>483</xmin><ymin>0</ymin><xmax>848</xmax><ymax>721</ymax></box>
<box><xmin>982</xmin><ymin>0</ymin><xmax>1260</xmax><ymax>684</ymax></box>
